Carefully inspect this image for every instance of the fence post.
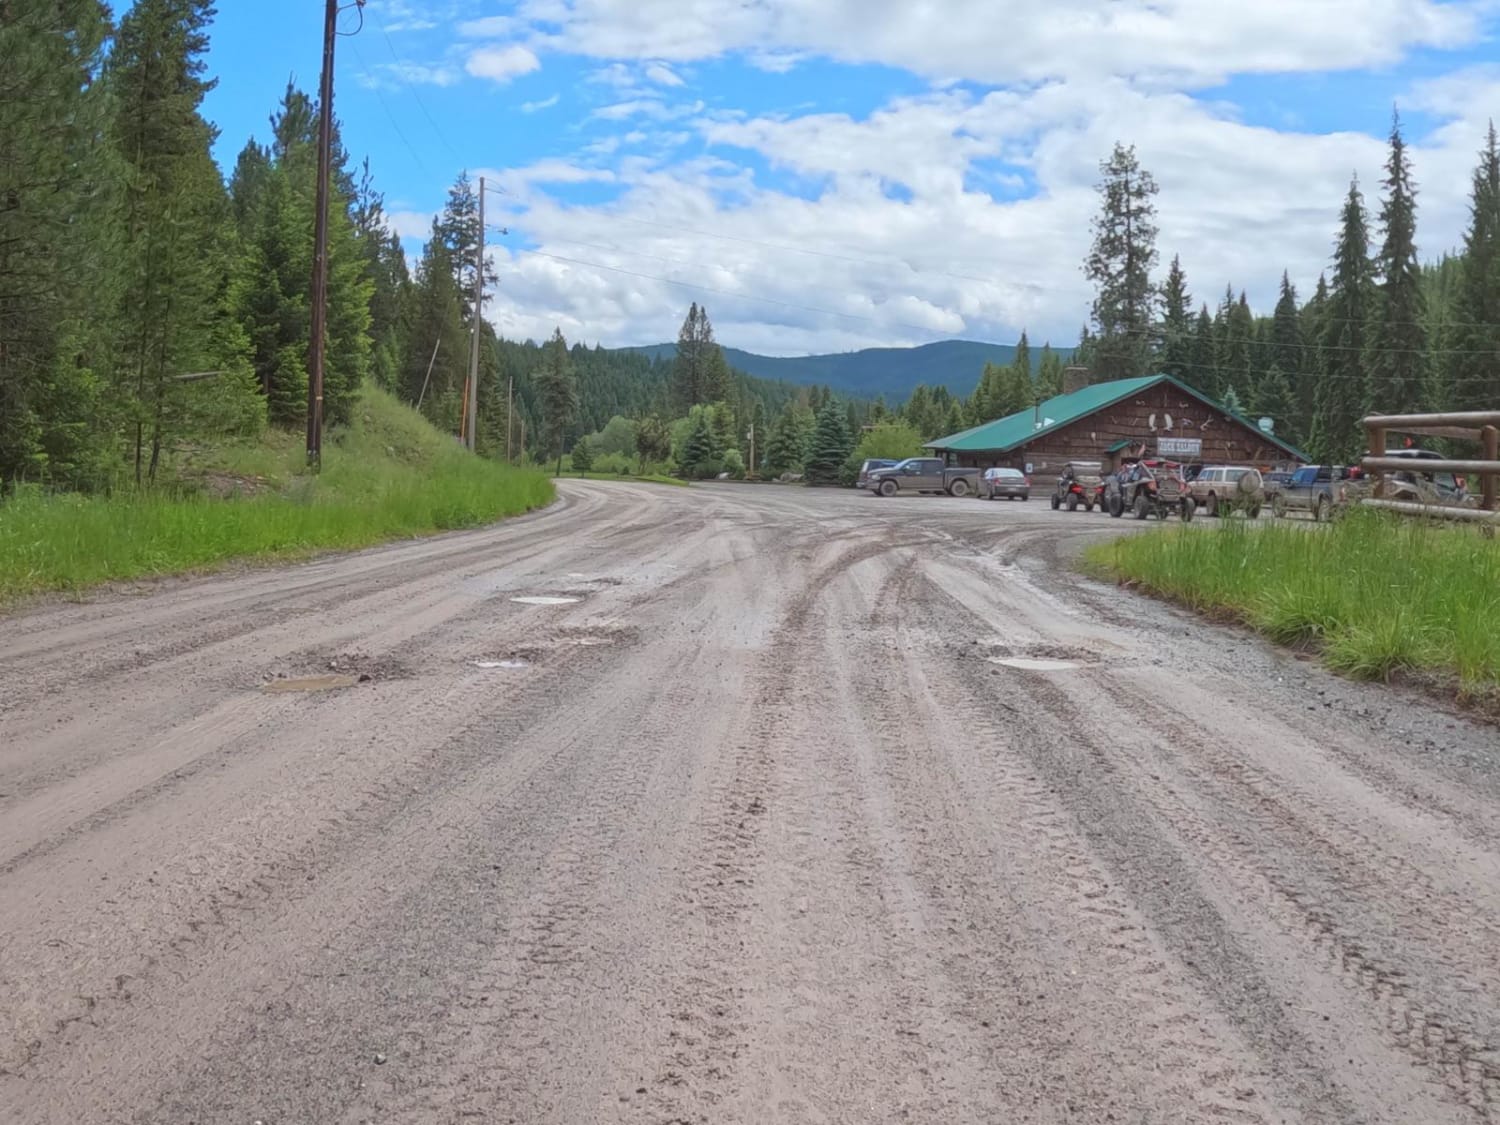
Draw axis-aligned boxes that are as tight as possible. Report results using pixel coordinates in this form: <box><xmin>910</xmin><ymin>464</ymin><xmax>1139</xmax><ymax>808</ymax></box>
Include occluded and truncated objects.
<box><xmin>1483</xmin><ymin>425</ymin><xmax>1498</xmax><ymax>513</ymax></box>
<box><xmin>1368</xmin><ymin>422</ymin><xmax>1387</xmax><ymax>500</ymax></box>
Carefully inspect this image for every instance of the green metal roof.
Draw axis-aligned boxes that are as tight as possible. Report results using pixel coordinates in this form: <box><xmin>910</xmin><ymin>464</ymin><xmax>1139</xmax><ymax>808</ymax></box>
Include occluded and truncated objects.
<box><xmin>925</xmin><ymin>374</ymin><xmax>1309</xmax><ymax>462</ymax></box>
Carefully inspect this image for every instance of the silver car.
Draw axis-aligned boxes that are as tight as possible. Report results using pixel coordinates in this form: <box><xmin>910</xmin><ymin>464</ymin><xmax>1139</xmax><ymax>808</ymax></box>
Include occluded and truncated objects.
<box><xmin>982</xmin><ymin>467</ymin><xmax>1031</xmax><ymax>501</ymax></box>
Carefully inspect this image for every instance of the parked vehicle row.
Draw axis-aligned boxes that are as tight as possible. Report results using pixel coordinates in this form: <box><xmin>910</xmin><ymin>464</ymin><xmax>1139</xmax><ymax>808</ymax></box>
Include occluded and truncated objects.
<box><xmin>860</xmin><ymin>453</ymin><xmax>1472</xmax><ymax>522</ymax></box>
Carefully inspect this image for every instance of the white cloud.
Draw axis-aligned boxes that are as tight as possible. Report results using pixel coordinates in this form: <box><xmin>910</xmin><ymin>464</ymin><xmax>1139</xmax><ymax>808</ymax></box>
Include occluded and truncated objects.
<box><xmin>466</xmin><ymin>44</ymin><xmax>542</xmax><ymax>83</ymax></box>
<box><xmin>410</xmin><ymin>0</ymin><xmax>1499</xmax><ymax>357</ymax></box>
<box><xmin>587</xmin><ymin>62</ymin><xmax>639</xmax><ymax>88</ymax></box>
<box><xmin>522</xmin><ymin>93</ymin><xmax>562</xmax><ymax>112</ymax></box>
<box><xmin>386</xmin><ymin>209</ymin><xmax>437</xmax><ymax>241</ymax></box>
<box><xmin>592</xmin><ymin>98</ymin><xmax>704</xmax><ymax>121</ymax></box>
<box><xmin>644</xmin><ymin>62</ymin><xmax>684</xmax><ymax>86</ymax></box>
<box><xmin>371</xmin><ymin>0</ymin><xmax>442</xmax><ymax>32</ymax></box>
<box><xmin>458</xmin><ymin>15</ymin><xmax>519</xmax><ymax>38</ymax></box>
<box><xmin>478</xmin><ymin>70</ymin><xmax>1492</xmax><ymax>356</ymax></box>
<box><xmin>481</xmin><ymin>159</ymin><xmax>619</xmax><ymax>206</ymax></box>
<box><xmin>356</xmin><ymin>61</ymin><xmax>462</xmax><ymax>89</ymax></box>
<box><xmin>513</xmin><ymin>0</ymin><xmax>1481</xmax><ymax>87</ymax></box>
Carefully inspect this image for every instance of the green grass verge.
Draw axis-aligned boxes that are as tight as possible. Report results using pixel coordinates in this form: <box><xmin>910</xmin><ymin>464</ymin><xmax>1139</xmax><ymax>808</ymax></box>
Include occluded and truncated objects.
<box><xmin>0</xmin><ymin>386</ymin><xmax>554</xmax><ymax>604</ymax></box>
<box><xmin>553</xmin><ymin>471</ymin><xmax>689</xmax><ymax>487</ymax></box>
<box><xmin>1086</xmin><ymin>509</ymin><xmax>1500</xmax><ymax>694</ymax></box>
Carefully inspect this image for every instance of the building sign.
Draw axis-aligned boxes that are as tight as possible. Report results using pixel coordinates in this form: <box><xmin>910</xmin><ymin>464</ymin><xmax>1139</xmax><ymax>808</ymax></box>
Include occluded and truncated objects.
<box><xmin>1158</xmin><ymin>437</ymin><xmax>1202</xmax><ymax>457</ymax></box>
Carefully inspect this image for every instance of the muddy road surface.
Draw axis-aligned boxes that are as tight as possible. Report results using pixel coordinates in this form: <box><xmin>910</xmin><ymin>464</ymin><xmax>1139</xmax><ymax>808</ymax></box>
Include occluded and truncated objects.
<box><xmin>4</xmin><ymin>481</ymin><xmax>1499</xmax><ymax>1124</ymax></box>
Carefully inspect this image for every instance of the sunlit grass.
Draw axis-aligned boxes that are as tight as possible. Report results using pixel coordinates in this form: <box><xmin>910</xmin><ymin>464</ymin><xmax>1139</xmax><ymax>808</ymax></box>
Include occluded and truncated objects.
<box><xmin>1087</xmin><ymin>510</ymin><xmax>1500</xmax><ymax>693</ymax></box>
<box><xmin>0</xmin><ymin>387</ymin><xmax>554</xmax><ymax>603</ymax></box>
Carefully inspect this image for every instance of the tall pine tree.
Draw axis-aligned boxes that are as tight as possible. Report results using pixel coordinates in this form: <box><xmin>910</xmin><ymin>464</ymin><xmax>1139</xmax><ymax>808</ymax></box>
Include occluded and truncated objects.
<box><xmin>1189</xmin><ymin>305</ymin><xmax>1215</xmax><ymax>395</ymax></box>
<box><xmin>804</xmin><ymin>397</ymin><xmax>855</xmax><ymax>485</ymax></box>
<box><xmin>670</xmin><ymin>302</ymin><xmax>730</xmax><ymax>409</ymax></box>
<box><xmin>1158</xmin><ymin>254</ymin><xmax>1193</xmax><ymax>382</ymax></box>
<box><xmin>1312</xmin><ymin>178</ymin><xmax>1374</xmax><ymax>462</ymax></box>
<box><xmin>0</xmin><ymin>0</ymin><xmax>118</xmax><ymax>488</ymax></box>
<box><xmin>536</xmin><ymin>327</ymin><xmax>578</xmax><ymax>475</ymax></box>
<box><xmin>1036</xmin><ymin>344</ymin><xmax>1064</xmax><ymax>399</ymax></box>
<box><xmin>108</xmin><ymin>0</ymin><xmax>259</xmax><ymax>483</ymax></box>
<box><xmin>1367</xmin><ymin>111</ymin><xmax>1426</xmax><ymax>413</ymax></box>
<box><xmin>1084</xmin><ymin>143</ymin><xmax>1159</xmax><ymax>381</ymax></box>
<box><xmin>1445</xmin><ymin>123</ymin><xmax>1500</xmax><ymax>409</ymax></box>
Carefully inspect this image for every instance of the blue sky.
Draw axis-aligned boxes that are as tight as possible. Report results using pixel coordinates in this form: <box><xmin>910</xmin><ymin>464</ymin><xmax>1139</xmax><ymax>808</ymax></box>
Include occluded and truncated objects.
<box><xmin>198</xmin><ymin>1</ymin><xmax>1500</xmax><ymax>355</ymax></box>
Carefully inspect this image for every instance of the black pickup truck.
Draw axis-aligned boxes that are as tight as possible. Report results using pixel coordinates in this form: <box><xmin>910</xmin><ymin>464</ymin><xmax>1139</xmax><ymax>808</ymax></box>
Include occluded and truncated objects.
<box><xmin>868</xmin><ymin>458</ymin><xmax>983</xmax><ymax>498</ymax></box>
<box><xmin>1271</xmin><ymin>465</ymin><xmax>1353</xmax><ymax>521</ymax></box>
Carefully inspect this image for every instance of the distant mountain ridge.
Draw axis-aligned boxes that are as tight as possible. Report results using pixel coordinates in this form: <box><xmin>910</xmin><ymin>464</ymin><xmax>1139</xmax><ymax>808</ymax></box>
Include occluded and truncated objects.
<box><xmin>619</xmin><ymin>339</ymin><xmax>1066</xmax><ymax>400</ymax></box>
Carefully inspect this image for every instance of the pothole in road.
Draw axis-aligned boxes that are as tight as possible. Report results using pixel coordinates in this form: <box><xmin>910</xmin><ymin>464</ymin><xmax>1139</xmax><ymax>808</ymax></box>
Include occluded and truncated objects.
<box><xmin>464</xmin><ymin>627</ymin><xmax>638</xmax><ymax>672</ymax></box>
<box><xmin>555</xmin><ymin>625</ymin><xmax>637</xmax><ymax>648</ymax></box>
<box><xmin>263</xmin><ymin>673</ymin><xmax>361</xmax><ymax>693</ymax></box>
<box><xmin>987</xmin><ymin>656</ymin><xmax>1080</xmax><ymax>672</ymax></box>
<box><xmin>976</xmin><ymin>640</ymin><xmax>1098</xmax><ymax>672</ymax></box>
<box><xmin>262</xmin><ymin>651</ymin><xmax>411</xmax><ymax>692</ymax></box>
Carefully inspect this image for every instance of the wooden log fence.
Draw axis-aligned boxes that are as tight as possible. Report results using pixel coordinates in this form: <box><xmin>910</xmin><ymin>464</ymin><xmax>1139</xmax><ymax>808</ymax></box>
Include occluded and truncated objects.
<box><xmin>1361</xmin><ymin>411</ymin><xmax>1500</xmax><ymax>526</ymax></box>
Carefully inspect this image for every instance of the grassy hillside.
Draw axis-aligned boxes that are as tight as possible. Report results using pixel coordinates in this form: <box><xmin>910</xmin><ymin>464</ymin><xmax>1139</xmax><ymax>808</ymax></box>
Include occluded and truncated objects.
<box><xmin>624</xmin><ymin>339</ymin><xmax>1068</xmax><ymax>399</ymax></box>
<box><xmin>0</xmin><ymin>386</ymin><xmax>554</xmax><ymax>604</ymax></box>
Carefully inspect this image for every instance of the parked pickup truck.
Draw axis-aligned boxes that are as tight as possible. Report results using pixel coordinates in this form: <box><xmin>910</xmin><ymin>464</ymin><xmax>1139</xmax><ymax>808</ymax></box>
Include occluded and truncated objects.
<box><xmin>869</xmin><ymin>457</ymin><xmax>983</xmax><ymax>498</ymax></box>
<box><xmin>1187</xmin><ymin>465</ymin><xmax>1265</xmax><ymax>518</ymax></box>
<box><xmin>1271</xmin><ymin>465</ymin><xmax>1354</xmax><ymax>521</ymax></box>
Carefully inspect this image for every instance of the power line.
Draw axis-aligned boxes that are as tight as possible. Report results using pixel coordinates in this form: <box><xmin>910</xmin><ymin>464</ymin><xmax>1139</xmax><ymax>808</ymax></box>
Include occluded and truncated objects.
<box><xmin>367</xmin><ymin>2</ymin><xmax>464</xmax><ymax>164</ymax></box>
<box><xmin>348</xmin><ymin>38</ymin><xmax>427</xmax><ymax>173</ymax></box>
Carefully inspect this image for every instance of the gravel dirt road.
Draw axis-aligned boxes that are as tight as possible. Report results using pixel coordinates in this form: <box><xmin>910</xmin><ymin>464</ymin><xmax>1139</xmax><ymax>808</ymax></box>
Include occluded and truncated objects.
<box><xmin>3</xmin><ymin>481</ymin><xmax>1499</xmax><ymax>1124</ymax></box>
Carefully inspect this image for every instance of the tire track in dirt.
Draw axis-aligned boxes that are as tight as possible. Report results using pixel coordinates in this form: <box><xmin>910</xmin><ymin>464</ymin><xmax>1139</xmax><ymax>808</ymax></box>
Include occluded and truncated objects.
<box><xmin>635</xmin><ymin>526</ymin><xmax>927</xmax><ymax>1125</ymax></box>
<box><xmin>1083</xmin><ymin>676</ymin><xmax>1500</xmax><ymax>1119</ymax></box>
<box><xmin>911</xmin><ymin>567</ymin><xmax>1492</xmax><ymax>1122</ymax></box>
<box><xmin>846</xmin><ymin>559</ymin><xmax>1282</xmax><ymax>1124</ymax></box>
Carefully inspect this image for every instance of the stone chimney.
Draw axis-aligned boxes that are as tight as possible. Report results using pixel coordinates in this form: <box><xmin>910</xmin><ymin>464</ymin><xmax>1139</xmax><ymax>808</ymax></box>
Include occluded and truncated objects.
<box><xmin>1062</xmin><ymin>366</ymin><xmax>1090</xmax><ymax>395</ymax></box>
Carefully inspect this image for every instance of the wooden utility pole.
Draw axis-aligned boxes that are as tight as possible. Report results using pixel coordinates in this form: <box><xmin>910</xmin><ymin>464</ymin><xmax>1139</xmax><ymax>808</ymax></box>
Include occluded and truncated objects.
<box><xmin>305</xmin><ymin>0</ymin><xmax>340</xmax><ymax>469</ymax></box>
<box><xmin>463</xmin><ymin>176</ymin><xmax>486</xmax><ymax>451</ymax></box>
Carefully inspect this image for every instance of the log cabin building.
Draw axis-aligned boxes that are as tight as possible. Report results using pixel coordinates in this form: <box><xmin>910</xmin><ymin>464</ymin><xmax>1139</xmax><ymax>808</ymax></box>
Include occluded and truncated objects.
<box><xmin>926</xmin><ymin>373</ymin><xmax>1307</xmax><ymax>477</ymax></box>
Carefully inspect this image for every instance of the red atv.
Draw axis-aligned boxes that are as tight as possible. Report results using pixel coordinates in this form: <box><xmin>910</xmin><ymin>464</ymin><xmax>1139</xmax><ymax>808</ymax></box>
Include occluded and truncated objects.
<box><xmin>1050</xmin><ymin>462</ymin><xmax>1105</xmax><ymax>513</ymax></box>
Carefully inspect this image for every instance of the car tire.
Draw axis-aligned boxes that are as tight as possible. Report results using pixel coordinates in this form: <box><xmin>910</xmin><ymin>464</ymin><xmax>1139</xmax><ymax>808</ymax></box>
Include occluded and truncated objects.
<box><xmin>1249</xmin><ymin>504</ymin><xmax>1262</xmax><ymax>519</ymax></box>
<box><xmin>1272</xmin><ymin>495</ymin><xmax>1287</xmax><ymax>518</ymax></box>
<box><xmin>949</xmin><ymin>478</ymin><xmax>970</xmax><ymax>498</ymax></box>
<box><xmin>1066</xmin><ymin>495</ymin><xmax>1078</xmax><ymax>512</ymax></box>
<box><xmin>1133</xmin><ymin>492</ymin><xmax>1149</xmax><ymax>520</ymax></box>
<box><xmin>1181</xmin><ymin>498</ymin><xmax>1196</xmax><ymax>522</ymax></box>
<box><xmin>1206</xmin><ymin>494</ymin><xmax>1218</xmax><ymax>518</ymax></box>
<box><xmin>1313</xmin><ymin>496</ymin><xmax>1327</xmax><ymax>522</ymax></box>
<box><xmin>878</xmin><ymin>479</ymin><xmax>898</xmax><ymax>498</ymax></box>
<box><xmin>1050</xmin><ymin>494</ymin><xmax>1060</xmax><ymax>510</ymax></box>
<box><xmin>1109</xmin><ymin>494</ymin><xmax>1124</xmax><ymax>518</ymax></box>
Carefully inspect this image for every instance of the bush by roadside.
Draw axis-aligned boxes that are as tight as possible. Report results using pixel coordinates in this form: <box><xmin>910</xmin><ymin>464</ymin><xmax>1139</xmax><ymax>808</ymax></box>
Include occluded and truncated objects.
<box><xmin>1086</xmin><ymin>510</ymin><xmax>1500</xmax><ymax>697</ymax></box>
